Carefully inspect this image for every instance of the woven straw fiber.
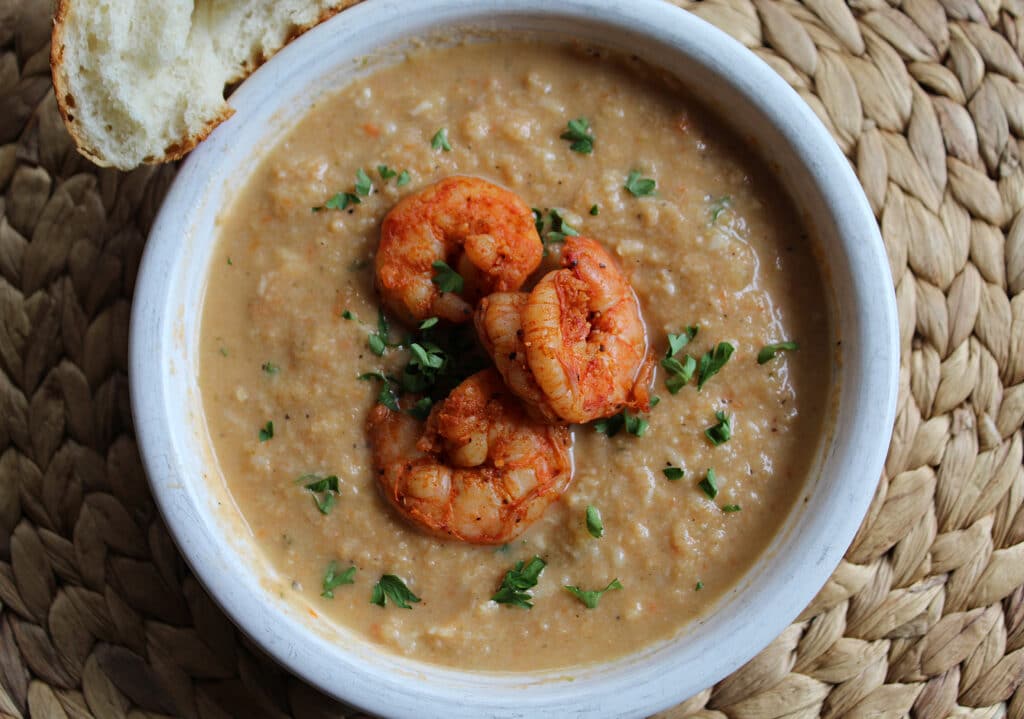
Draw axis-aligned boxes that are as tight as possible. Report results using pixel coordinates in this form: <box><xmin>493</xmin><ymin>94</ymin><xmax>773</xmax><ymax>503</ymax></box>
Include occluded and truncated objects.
<box><xmin>1</xmin><ymin>0</ymin><xmax>1023</xmax><ymax>715</ymax></box>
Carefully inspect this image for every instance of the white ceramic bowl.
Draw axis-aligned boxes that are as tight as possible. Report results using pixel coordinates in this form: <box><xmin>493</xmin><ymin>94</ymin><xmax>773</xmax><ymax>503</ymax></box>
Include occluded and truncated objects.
<box><xmin>130</xmin><ymin>1</ymin><xmax>899</xmax><ymax>716</ymax></box>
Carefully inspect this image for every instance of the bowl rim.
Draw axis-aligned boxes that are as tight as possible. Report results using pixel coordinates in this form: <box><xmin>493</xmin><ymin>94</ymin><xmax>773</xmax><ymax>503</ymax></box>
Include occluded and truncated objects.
<box><xmin>130</xmin><ymin>0</ymin><xmax>899</xmax><ymax>716</ymax></box>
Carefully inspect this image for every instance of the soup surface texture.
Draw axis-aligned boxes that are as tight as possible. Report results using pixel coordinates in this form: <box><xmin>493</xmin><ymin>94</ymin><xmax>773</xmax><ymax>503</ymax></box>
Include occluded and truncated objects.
<box><xmin>199</xmin><ymin>40</ymin><xmax>831</xmax><ymax>671</ymax></box>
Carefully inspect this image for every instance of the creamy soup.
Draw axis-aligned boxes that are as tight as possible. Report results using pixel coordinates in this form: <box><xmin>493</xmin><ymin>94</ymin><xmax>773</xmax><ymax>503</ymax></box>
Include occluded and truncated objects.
<box><xmin>199</xmin><ymin>40</ymin><xmax>831</xmax><ymax>671</ymax></box>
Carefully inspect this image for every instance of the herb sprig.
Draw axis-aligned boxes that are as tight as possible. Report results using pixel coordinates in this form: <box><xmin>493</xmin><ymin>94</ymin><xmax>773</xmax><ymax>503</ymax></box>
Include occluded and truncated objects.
<box><xmin>370</xmin><ymin>575</ymin><xmax>420</xmax><ymax>609</ymax></box>
<box><xmin>560</xmin><ymin>117</ymin><xmax>594</xmax><ymax>154</ymax></box>
<box><xmin>564</xmin><ymin>579</ymin><xmax>622</xmax><ymax>609</ymax></box>
<box><xmin>492</xmin><ymin>556</ymin><xmax>546</xmax><ymax>609</ymax></box>
<box><xmin>321</xmin><ymin>562</ymin><xmax>356</xmax><ymax>598</ymax></box>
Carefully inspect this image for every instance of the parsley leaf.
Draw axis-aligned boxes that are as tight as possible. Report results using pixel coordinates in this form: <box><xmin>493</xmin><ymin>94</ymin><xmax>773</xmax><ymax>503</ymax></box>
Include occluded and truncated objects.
<box><xmin>368</xmin><ymin>334</ymin><xmax>386</xmax><ymax>356</ymax></box>
<box><xmin>662</xmin><ymin>466</ymin><xmax>685</xmax><ymax>481</ymax></box>
<box><xmin>532</xmin><ymin>207</ymin><xmax>544</xmax><ymax>236</ymax></box>
<box><xmin>560</xmin><ymin>116</ymin><xmax>594</xmax><ymax>154</ymax></box>
<box><xmin>321</xmin><ymin>561</ymin><xmax>356</xmax><ymax>598</ymax></box>
<box><xmin>545</xmin><ymin>208</ymin><xmax>580</xmax><ymax>245</ymax></box>
<box><xmin>624</xmin><ymin>170</ymin><xmax>656</xmax><ymax>197</ymax></box>
<box><xmin>431</xmin><ymin>128</ymin><xmax>452</xmax><ymax>151</ymax></box>
<box><xmin>377</xmin><ymin>165</ymin><xmax>397</xmax><ymax>180</ymax></box>
<box><xmin>697</xmin><ymin>342</ymin><xmax>734</xmax><ymax>390</ymax></box>
<box><xmin>594</xmin><ymin>410</ymin><xmax>648</xmax><ymax>437</ymax></box>
<box><xmin>358</xmin><ymin>372</ymin><xmax>400</xmax><ymax>411</ymax></box>
<box><xmin>367</xmin><ymin>308</ymin><xmax>393</xmax><ymax>356</ymax></box>
<box><xmin>590</xmin><ymin>204</ymin><xmax>600</xmax><ymax>216</ymax></box>
<box><xmin>667</xmin><ymin>326</ymin><xmax>698</xmax><ymax>357</ymax></box>
<box><xmin>261</xmin><ymin>361</ymin><xmax>279</xmax><ymax>375</ymax></box>
<box><xmin>695</xmin><ymin>580</ymin><xmax>704</xmax><ymax>591</ymax></box>
<box><xmin>661</xmin><ymin>355</ymin><xmax>697</xmax><ymax>394</ymax></box>
<box><xmin>419</xmin><ymin>317</ymin><xmax>439</xmax><ymax>330</ymax></box>
<box><xmin>758</xmin><ymin>341</ymin><xmax>799</xmax><ymax>364</ymax></box>
<box><xmin>492</xmin><ymin>556</ymin><xmax>546</xmax><ymax>609</ymax></box>
<box><xmin>564</xmin><ymin>579</ymin><xmax>622</xmax><ymax>609</ymax></box>
<box><xmin>722</xmin><ymin>504</ymin><xmax>741</xmax><ymax>513</ymax></box>
<box><xmin>699</xmin><ymin>468</ymin><xmax>718</xmax><ymax>500</ymax></box>
<box><xmin>431</xmin><ymin>260</ymin><xmax>464</xmax><ymax>293</ymax></box>
<box><xmin>300</xmin><ymin>474</ymin><xmax>339</xmax><ymax>515</ymax></box>
<box><xmin>585</xmin><ymin>505</ymin><xmax>604</xmax><ymax>538</ymax></box>
<box><xmin>319</xmin><ymin>191</ymin><xmax>361</xmax><ymax>211</ymax></box>
<box><xmin>370</xmin><ymin>575</ymin><xmax>420</xmax><ymax>609</ymax></box>
<box><xmin>258</xmin><ymin>421</ymin><xmax>274</xmax><ymax>442</ymax></box>
<box><xmin>709</xmin><ymin>196</ymin><xmax>732</xmax><ymax>222</ymax></box>
<box><xmin>409</xmin><ymin>342</ymin><xmax>445</xmax><ymax>370</ymax></box>
<box><xmin>704</xmin><ymin>411</ymin><xmax>732</xmax><ymax>446</ymax></box>
<box><xmin>396</xmin><ymin>170</ymin><xmax>411</xmax><ymax>186</ymax></box>
<box><xmin>355</xmin><ymin>168</ymin><xmax>373</xmax><ymax>197</ymax></box>
<box><xmin>408</xmin><ymin>396</ymin><xmax>434</xmax><ymax>420</ymax></box>
<box><xmin>341</xmin><ymin>309</ymin><xmax>355</xmax><ymax>320</ymax></box>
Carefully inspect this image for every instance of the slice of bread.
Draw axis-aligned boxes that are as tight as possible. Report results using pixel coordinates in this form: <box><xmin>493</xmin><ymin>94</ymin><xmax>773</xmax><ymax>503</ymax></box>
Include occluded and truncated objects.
<box><xmin>51</xmin><ymin>0</ymin><xmax>360</xmax><ymax>170</ymax></box>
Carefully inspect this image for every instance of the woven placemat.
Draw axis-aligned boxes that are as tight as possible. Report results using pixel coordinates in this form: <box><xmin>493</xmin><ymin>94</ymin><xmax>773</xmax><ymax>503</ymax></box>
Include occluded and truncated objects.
<box><xmin>1</xmin><ymin>0</ymin><xmax>1023</xmax><ymax>716</ymax></box>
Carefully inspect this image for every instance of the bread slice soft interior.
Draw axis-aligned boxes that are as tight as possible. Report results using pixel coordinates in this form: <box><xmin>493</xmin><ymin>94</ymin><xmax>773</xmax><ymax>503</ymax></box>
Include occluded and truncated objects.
<box><xmin>51</xmin><ymin>0</ymin><xmax>360</xmax><ymax>170</ymax></box>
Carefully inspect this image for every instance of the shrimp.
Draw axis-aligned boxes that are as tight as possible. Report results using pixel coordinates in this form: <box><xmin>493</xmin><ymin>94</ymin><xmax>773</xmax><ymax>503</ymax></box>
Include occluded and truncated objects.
<box><xmin>475</xmin><ymin>237</ymin><xmax>652</xmax><ymax>424</ymax></box>
<box><xmin>474</xmin><ymin>292</ymin><xmax>561</xmax><ymax>424</ymax></box>
<box><xmin>375</xmin><ymin>176</ymin><xmax>543</xmax><ymax>324</ymax></box>
<box><xmin>366</xmin><ymin>369</ymin><xmax>573</xmax><ymax>544</ymax></box>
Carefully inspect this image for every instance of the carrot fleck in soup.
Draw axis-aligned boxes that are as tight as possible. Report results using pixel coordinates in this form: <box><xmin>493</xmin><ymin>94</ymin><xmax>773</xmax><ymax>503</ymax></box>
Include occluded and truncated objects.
<box><xmin>199</xmin><ymin>39</ymin><xmax>831</xmax><ymax>671</ymax></box>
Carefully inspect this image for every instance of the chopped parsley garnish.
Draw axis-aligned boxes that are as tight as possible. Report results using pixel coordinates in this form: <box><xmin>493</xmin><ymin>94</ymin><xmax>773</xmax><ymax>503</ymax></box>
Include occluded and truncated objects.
<box><xmin>564</xmin><ymin>579</ymin><xmax>622</xmax><ymax>609</ymax></box>
<box><xmin>397</xmin><ymin>323</ymin><xmax>488</xmax><ymax>401</ymax></box>
<box><xmin>662</xmin><ymin>355</ymin><xmax>697</xmax><ymax>394</ymax></box>
<box><xmin>419</xmin><ymin>317</ymin><xmax>439</xmax><ymax>330</ymax></box>
<box><xmin>699</xmin><ymin>468</ymin><xmax>718</xmax><ymax>500</ymax></box>
<box><xmin>321</xmin><ymin>561</ymin><xmax>356</xmax><ymax>598</ymax></box>
<box><xmin>624</xmin><ymin>170</ymin><xmax>656</xmax><ymax>197</ymax></box>
<box><xmin>667</xmin><ymin>326</ymin><xmax>698</xmax><ymax>357</ymax></box>
<box><xmin>431</xmin><ymin>260</ymin><xmax>464</xmax><ymax>293</ymax></box>
<box><xmin>219</xmin><ymin>347</ymin><xmax>229</xmax><ymax>357</ymax></box>
<box><xmin>226</xmin><ymin>257</ymin><xmax>233</xmax><ymax>266</ymax></box>
<box><xmin>396</xmin><ymin>170</ymin><xmax>411</xmax><ymax>186</ymax></box>
<box><xmin>709</xmin><ymin>196</ymin><xmax>732</xmax><ymax>222</ymax></box>
<box><xmin>367</xmin><ymin>308</ymin><xmax>393</xmax><ymax>357</ymax></box>
<box><xmin>758</xmin><ymin>341</ymin><xmax>799</xmax><ymax>364</ymax></box>
<box><xmin>662</xmin><ymin>466</ymin><xmax>685</xmax><ymax>481</ymax></box>
<box><xmin>704</xmin><ymin>411</ymin><xmax>732</xmax><ymax>446</ymax></box>
<box><xmin>532</xmin><ymin>208</ymin><xmax>544</xmax><ymax>235</ymax></box>
<box><xmin>320</xmin><ymin>191</ymin><xmax>361</xmax><ymax>211</ymax></box>
<box><xmin>585</xmin><ymin>505</ymin><xmax>604</xmax><ymax>538</ymax></box>
<box><xmin>355</xmin><ymin>168</ymin><xmax>373</xmax><ymax>197</ymax></box>
<box><xmin>409</xmin><ymin>342</ymin><xmax>444</xmax><ymax>371</ymax></box>
<box><xmin>258</xmin><ymin>421</ymin><xmax>274</xmax><ymax>442</ymax></box>
<box><xmin>341</xmin><ymin>309</ymin><xmax>355</xmax><ymax>320</ymax></box>
<box><xmin>662</xmin><ymin>326</ymin><xmax>699</xmax><ymax>393</ymax></box>
<box><xmin>722</xmin><ymin>504</ymin><xmax>741</xmax><ymax>513</ymax></box>
<box><xmin>492</xmin><ymin>556</ymin><xmax>546</xmax><ymax>609</ymax></box>
<box><xmin>545</xmin><ymin>208</ymin><xmax>580</xmax><ymax>244</ymax></box>
<box><xmin>368</xmin><ymin>334</ymin><xmax>386</xmax><ymax>356</ymax></box>
<box><xmin>697</xmin><ymin>342</ymin><xmax>734</xmax><ymax>390</ymax></box>
<box><xmin>695</xmin><ymin>580</ymin><xmax>704</xmax><ymax>591</ymax></box>
<box><xmin>370</xmin><ymin>575</ymin><xmax>420</xmax><ymax>609</ymax></box>
<box><xmin>590</xmin><ymin>204</ymin><xmax>600</xmax><ymax>216</ymax></box>
<box><xmin>377</xmin><ymin>165</ymin><xmax>397</xmax><ymax>180</ymax></box>
<box><xmin>431</xmin><ymin>128</ymin><xmax>451</xmax><ymax>151</ymax></box>
<box><xmin>300</xmin><ymin>474</ymin><xmax>339</xmax><ymax>515</ymax></box>
<box><xmin>261</xmin><ymin>361</ymin><xmax>279</xmax><ymax>375</ymax></box>
<box><xmin>560</xmin><ymin>117</ymin><xmax>594</xmax><ymax>154</ymax></box>
<box><xmin>358</xmin><ymin>372</ymin><xmax>400</xmax><ymax>411</ymax></box>
<box><xmin>408</xmin><ymin>396</ymin><xmax>434</xmax><ymax>420</ymax></box>
<box><xmin>594</xmin><ymin>410</ymin><xmax>648</xmax><ymax>438</ymax></box>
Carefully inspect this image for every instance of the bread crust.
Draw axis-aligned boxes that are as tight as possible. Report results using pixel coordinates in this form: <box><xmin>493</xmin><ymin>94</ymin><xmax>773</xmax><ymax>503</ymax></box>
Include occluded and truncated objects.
<box><xmin>50</xmin><ymin>0</ymin><xmax>361</xmax><ymax>169</ymax></box>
